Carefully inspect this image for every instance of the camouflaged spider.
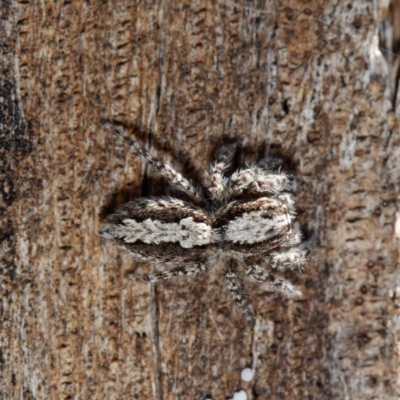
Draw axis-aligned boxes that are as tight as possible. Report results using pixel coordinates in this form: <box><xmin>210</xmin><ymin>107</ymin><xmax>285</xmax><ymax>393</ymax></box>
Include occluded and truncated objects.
<box><xmin>100</xmin><ymin>121</ymin><xmax>307</xmax><ymax>324</ymax></box>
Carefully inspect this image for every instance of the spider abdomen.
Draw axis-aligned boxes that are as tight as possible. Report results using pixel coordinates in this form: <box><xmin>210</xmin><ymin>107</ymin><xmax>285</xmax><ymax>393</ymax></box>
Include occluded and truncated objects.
<box><xmin>101</xmin><ymin>198</ymin><xmax>213</xmax><ymax>244</ymax></box>
<box><xmin>100</xmin><ymin>197</ymin><xmax>214</xmax><ymax>263</ymax></box>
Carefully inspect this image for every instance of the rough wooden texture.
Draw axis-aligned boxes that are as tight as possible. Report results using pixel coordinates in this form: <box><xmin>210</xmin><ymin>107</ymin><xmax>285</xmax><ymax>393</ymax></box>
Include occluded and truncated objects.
<box><xmin>1</xmin><ymin>1</ymin><xmax>399</xmax><ymax>399</ymax></box>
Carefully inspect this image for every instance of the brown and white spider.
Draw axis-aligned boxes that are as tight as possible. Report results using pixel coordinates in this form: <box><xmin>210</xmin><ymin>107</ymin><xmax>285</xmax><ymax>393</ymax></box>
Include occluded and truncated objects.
<box><xmin>100</xmin><ymin>121</ymin><xmax>307</xmax><ymax>324</ymax></box>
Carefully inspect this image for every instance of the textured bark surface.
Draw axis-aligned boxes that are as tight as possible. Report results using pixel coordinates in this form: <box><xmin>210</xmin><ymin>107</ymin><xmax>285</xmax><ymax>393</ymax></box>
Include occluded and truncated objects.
<box><xmin>1</xmin><ymin>1</ymin><xmax>400</xmax><ymax>399</ymax></box>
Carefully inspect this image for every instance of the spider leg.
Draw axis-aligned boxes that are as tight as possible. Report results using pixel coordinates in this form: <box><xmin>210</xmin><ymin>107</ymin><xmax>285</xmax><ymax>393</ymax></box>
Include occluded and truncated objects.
<box><xmin>266</xmin><ymin>247</ymin><xmax>307</xmax><ymax>272</ymax></box>
<box><xmin>244</xmin><ymin>263</ymin><xmax>301</xmax><ymax>297</ymax></box>
<box><xmin>203</xmin><ymin>141</ymin><xmax>237</xmax><ymax>202</ymax></box>
<box><xmin>102</xmin><ymin>121</ymin><xmax>202</xmax><ymax>202</ymax></box>
<box><xmin>256</xmin><ymin>156</ymin><xmax>284</xmax><ymax>170</ymax></box>
<box><xmin>129</xmin><ymin>262</ymin><xmax>206</xmax><ymax>283</ymax></box>
<box><xmin>224</xmin><ymin>262</ymin><xmax>253</xmax><ymax>325</ymax></box>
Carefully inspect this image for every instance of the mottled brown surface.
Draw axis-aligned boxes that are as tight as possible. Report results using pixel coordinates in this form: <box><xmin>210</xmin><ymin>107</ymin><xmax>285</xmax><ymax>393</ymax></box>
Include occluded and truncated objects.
<box><xmin>1</xmin><ymin>0</ymin><xmax>400</xmax><ymax>399</ymax></box>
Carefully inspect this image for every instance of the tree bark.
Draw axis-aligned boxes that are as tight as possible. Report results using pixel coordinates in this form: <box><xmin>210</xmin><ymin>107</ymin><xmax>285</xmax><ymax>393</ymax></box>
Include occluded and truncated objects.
<box><xmin>1</xmin><ymin>1</ymin><xmax>399</xmax><ymax>399</ymax></box>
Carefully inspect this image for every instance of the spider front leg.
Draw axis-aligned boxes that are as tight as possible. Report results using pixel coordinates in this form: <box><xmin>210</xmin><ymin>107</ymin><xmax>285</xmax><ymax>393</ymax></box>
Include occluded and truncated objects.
<box><xmin>130</xmin><ymin>262</ymin><xmax>206</xmax><ymax>283</ymax></box>
<box><xmin>266</xmin><ymin>247</ymin><xmax>307</xmax><ymax>272</ymax></box>
<box><xmin>244</xmin><ymin>262</ymin><xmax>301</xmax><ymax>297</ymax></box>
<box><xmin>102</xmin><ymin>121</ymin><xmax>202</xmax><ymax>202</ymax></box>
<box><xmin>224</xmin><ymin>260</ymin><xmax>253</xmax><ymax>325</ymax></box>
<box><xmin>203</xmin><ymin>140</ymin><xmax>237</xmax><ymax>202</ymax></box>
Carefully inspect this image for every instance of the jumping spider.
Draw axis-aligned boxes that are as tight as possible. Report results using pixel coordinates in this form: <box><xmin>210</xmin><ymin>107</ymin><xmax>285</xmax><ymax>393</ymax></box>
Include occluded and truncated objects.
<box><xmin>100</xmin><ymin>121</ymin><xmax>307</xmax><ymax>325</ymax></box>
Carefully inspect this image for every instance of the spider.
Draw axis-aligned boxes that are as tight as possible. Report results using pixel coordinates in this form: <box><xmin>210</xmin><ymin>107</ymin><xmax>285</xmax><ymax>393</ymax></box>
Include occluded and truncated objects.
<box><xmin>100</xmin><ymin>121</ymin><xmax>307</xmax><ymax>325</ymax></box>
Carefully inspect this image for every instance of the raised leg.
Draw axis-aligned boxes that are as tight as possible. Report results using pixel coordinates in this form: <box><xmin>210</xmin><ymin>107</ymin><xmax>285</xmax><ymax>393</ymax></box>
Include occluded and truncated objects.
<box><xmin>102</xmin><ymin>121</ymin><xmax>202</xmax><ymax>202</ymax></box>
<box><xmin>129</xmin><ymin>262</ymin><xmax>206</xmax><ymax>283</ymax></box>
<box><xmin>203</xmin><ymin>141</ymin><xmax>237</xmax><ymax>202</ymax></box>
<box><xmin>224</xmin><ymin>263</ymin><xmax>253</xmax><ymax>325</ymax></box>
<box><xmin>244</xmin><ymin>263</ymin><xmax>301</xmax><ymax>297</ymax></box>
<box><xmin>266</xmin><ymin>247</ymin><xmax>307</xmax><ymax>272</ymax></box>
<box><xmin>256</xmin><ymin>156</ymin><xmax>284</xmax><ymax>170</ymax></box>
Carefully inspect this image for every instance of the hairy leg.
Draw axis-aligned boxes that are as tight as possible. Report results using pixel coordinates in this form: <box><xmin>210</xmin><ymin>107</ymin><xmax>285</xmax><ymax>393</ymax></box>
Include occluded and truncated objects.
<box><xmin>203</xmin><ymin>141</ymin><xmax>237</xmax><ymax>202</ymax></box>
<box><xmin>129</xmin><ymin>262</ymin><xmax>206</xmax><ymax>283</ymax></box>
<box><xmin>266</xmin><ymin>247</ymin><xmax>307</xmax><ymax>272</ymax></box>
<box><xmin>244</xmin><ymin>263</ymin><xmax>301</xmax><ymax>297</ymax></box>
<box><xmin>102</xmin><ymin>121</ymin><xmax>202</xmax><ymax>202</ymax></box>
<box><xmin>224</xmin><ymin>263</ymin><xmax>253</xmax><ymax>325</ymax></box>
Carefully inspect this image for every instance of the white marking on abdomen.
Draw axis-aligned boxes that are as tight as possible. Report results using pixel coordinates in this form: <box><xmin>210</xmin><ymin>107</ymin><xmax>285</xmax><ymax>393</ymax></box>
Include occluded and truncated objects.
<box><xmin>107</xmin><ymin>217</ymin><xmax>212</xmax><ymax>248</ymax></box>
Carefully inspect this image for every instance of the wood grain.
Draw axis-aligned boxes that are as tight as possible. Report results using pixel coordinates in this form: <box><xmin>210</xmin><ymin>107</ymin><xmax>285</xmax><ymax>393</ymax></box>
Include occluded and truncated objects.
<box><xmin>1</xmin><ymin>0</ymin><xmax>399</xmax><ymax>399</ymax></box>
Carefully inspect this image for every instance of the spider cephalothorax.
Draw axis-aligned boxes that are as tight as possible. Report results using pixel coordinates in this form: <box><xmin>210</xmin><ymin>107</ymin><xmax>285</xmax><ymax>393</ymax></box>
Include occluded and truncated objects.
<box><xmin>100</xmin><ymin>122</ymin><xmax>307</xmax><ymax>324</ymax></box>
